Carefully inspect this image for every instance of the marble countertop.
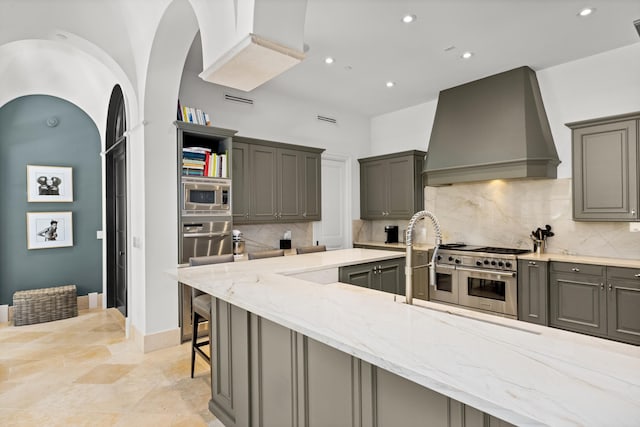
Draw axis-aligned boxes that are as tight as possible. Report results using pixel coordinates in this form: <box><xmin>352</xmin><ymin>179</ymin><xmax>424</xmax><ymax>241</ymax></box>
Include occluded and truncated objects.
<box><xmin>176</xmin><ymin>248</ymin><xmax>640</xmax><ymax>427</ymax></box>
<box><xmin>518</xmin><ymin>252</ymin><xmax>640</xmax><ymax>268</ymax></box>
<box><xmin>355</xmin><ymin>241</ymin><xmax>640</xmax><ymax>269</ymax></box>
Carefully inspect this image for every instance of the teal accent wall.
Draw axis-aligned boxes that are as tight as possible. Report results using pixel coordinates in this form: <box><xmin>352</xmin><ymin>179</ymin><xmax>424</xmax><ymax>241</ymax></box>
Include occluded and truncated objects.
<box><xmin>0</xmin><ymin>95</ymin><xmax>102</xmax><ymax>305</ymax></box>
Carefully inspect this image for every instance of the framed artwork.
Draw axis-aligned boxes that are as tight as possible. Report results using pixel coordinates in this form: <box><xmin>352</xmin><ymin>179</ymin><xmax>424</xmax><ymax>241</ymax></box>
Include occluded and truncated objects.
<box><xmin>27</xmin><ymin>165</ymin><xmax>73</xmax><ymax>202</ymax></box>
<box><xmin>26</xmin><ymin>211</ymin><xmax>73</xmax><ymax>249</ymax></box>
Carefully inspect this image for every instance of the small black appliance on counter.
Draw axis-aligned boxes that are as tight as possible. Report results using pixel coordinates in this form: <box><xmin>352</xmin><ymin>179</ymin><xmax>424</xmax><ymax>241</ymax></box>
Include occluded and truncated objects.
<box><xmin>384</xmin><ymin>225</ymin><xmax>399</xmax><ymax>244</ymax></box>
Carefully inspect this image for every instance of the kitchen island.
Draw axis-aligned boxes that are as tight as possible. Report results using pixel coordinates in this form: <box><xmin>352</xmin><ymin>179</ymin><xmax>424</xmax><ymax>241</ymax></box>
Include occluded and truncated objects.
<box><xmin>176</xmin><ymin>248</ymin><xmax>640</xmax><ymax>427</ymax></box>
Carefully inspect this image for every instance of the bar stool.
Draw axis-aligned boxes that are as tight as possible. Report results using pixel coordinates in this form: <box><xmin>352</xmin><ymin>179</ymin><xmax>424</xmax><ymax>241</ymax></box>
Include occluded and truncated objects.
<box><xmin>188</xmin><ymin>254</ymin><xmax>234</xmax><ymax>378</ymax></box>
<box><xmin>295</xmin><ymin>245</ymin><xmax>327</xmax><ymax>254</ymax></box>
<box><xmin>247</xmin><ymin>249</ymin><xmax>285</xmax><ymax>260</ymax></box>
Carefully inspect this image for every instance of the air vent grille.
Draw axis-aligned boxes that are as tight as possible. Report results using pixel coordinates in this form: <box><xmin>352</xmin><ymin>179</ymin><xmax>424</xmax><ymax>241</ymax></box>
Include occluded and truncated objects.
<box><xmin>317</xmin><ymin>115</ymin><xmax>337</xmax><ymax>124</ymax></box>
<box><xmin>224</xmin><ymin>93</ymin><xmax>254</xmax><ymax>105</ymax></box>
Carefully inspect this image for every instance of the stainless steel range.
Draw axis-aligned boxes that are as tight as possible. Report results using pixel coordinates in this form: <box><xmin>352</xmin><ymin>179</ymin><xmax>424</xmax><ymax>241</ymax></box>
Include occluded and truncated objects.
<box><xmin>430</xmin><ymin>244</ymin><xmax>530</xmax><ymax>318</ymax></box>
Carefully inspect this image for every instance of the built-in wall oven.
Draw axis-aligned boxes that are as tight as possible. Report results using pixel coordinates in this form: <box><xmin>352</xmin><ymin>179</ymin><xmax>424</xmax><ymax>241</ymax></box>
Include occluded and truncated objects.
<box><xmin>180</xmin><ymin>216</ymin><xmax>232</xmax><ymax>263</ymax></box>
<box><xmin>430</xmin><ymin>244</ymin><xmax>529</xmax><ymax>318</ymax></box>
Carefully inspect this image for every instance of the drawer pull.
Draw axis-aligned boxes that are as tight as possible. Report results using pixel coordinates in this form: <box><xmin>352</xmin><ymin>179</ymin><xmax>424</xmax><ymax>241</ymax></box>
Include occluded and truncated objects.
<box><xmin>635</xmin><ymin>274</ymin><xmax>640</xmax><ymax>278</ymax></box>
<box><xmin>528</xmin><ymin>261</ymin><xmax>537</xmax><ymax>266</ymax></box>
<box><xmin>571</xmin><ymin>267</ymin><xmax>580</xmax><ymax>272</ymax></box>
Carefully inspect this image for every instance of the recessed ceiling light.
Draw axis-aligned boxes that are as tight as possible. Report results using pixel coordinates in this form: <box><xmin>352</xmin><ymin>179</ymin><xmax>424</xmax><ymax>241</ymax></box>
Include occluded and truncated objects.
<box><xmin>402</xmin><ymin>14</ymin><xmax>416</xmax><ymax>24</ymax></box>
<box><xmin>386</xmin><ymin>81</ymin><xmax>395</xmax><ymax>88</ymax></box>
<box><xmin>461</xmin><ymin>51</ymin><xmax>473</xmax><ymax>59</ymax></box>
<box><xmin>324</xmin><ymin>57</ymin><xmax>334</xmax><ymax>64</ymax></box>
<box><xmin>578</xmin><ymin>7</ymin><xmax>595</xmax><ymax>17</ymax></box>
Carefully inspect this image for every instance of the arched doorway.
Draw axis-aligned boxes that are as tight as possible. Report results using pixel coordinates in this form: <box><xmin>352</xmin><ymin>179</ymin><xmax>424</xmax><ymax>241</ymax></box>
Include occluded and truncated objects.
<box><xmin>105</xmin><ymin>85</ymin><xmax>127</xmax><ymax>316</ymax></box>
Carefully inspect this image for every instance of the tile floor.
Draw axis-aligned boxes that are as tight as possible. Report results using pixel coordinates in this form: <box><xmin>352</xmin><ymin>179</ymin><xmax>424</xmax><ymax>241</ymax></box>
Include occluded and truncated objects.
<box><xmin>0</xmin><ymin>308</ymin><xmax>219</xmax><ymax>426</ymax></box>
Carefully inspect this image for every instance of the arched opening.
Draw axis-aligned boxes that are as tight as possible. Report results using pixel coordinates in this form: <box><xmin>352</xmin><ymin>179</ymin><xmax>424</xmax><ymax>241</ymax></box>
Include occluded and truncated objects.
<box><xmin>105</xmin><ymin>85</ymin><xmax>127</xmax><ymax>316</ymax></box>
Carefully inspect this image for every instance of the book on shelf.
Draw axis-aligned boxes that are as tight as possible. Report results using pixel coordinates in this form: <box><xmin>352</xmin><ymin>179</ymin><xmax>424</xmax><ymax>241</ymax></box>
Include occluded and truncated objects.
<box><xmin>177</xmin><ymin>100</ymin><xmax>212</xmax><ymax>126</ymax></box>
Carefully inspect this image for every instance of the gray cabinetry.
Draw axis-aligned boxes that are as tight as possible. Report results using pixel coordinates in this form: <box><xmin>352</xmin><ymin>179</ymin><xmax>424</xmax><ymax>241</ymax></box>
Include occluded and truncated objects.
<box><xmin>549</xmin><ymin>262</ymin><xmax>607</xmax><ymax>337</ymax></box>
<box><xmin>208</xmin><ymin>296</ymin><xmax>515</xmax><ymax>427</ymax></box>
<box><xmin>606</xmin><ymin>267</ymin><xmax>640</xmax><ymax>345</ymax></box>
<box><xmin>544</xmin><ymin>261</ymin><xmax>640</xmax><ymax>345</ymax></box>
<box><xmin>209</xmin><ymin>299</ymin><xmax>250</xmax><ymax>427</ymax></box>
<box><xmin>359</xmin><ymin>150</ymin><xmax>426</xmax><ymax>220</ymax></box>
<box><xmin>517</xmin><ymin>260</ymin><xmax>548</xmax><ymax>325</ymax></box>
<box><xmin>339</xmin><ymin>257</ymin><xmax>406</xmax><ymax>295</ymax></box>
<box><xmin>567</xmin><ymin>112</ymin><xmax>640</xmax><ymax>221</ymax></box>
<box><xmin>231</xmin><ymin>141</ymin><xmax>250</xmax><ymax>223</ymax></box>
<box><xmin>233</xmin><ymin>136</ymin><xmax>323</xmax><ymax>224</ymax></box>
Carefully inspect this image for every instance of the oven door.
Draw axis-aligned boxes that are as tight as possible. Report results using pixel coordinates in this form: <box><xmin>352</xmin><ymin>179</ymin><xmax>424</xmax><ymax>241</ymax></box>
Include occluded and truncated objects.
<box><xmin>457</xmin><ymin>267</ymin><xmax>517</xmax><ymax>317</ymax></box>
<box><xmin>180</xmin><ymin>218</ymin><xmax>232</xmax><ymax>263</ymax></box>
<box><xmin>430</xmin><ymin>264</ymin><xmax>458</xmax><ymax>304</ymax></box>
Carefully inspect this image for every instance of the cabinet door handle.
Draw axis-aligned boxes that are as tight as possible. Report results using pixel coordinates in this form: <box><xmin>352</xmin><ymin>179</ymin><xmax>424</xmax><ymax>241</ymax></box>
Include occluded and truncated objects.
<box><xmin>571</xmin><ymin>267</ymin><xmax>580</xmax><ymax>272</ymax></box>
<box><xmin>608</xmin><ymin>283</ymin><xmax>612</xmax><ymax>291</ymax></box>
<box><xmin>600</xmin><ymin>283</ymin><xmax>604</xmax><ymax>290</ymax></box>
<box><xmin>303</xmin><ymin>212</ymin><xmax>307</xmax><ymax>218</ymax></box>
<box><xmin>632</xmin><ymin>209</ymin><xmax>636</xmax><ymax>216</ymax></box>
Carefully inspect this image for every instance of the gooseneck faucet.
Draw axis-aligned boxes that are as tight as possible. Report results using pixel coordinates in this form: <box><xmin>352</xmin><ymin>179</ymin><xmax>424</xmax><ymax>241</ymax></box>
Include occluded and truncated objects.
<box><xmin>405</xmin><ymin>210</ymin><xmax>442</xmax><ymax>305</ymax></box>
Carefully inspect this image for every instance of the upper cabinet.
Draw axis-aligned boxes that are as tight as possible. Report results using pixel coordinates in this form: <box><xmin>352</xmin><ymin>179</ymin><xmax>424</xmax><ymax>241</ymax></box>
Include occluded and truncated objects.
<box><xmin>359</xmin><ymin>150</ymin><xmax>426</xmax><ymax>220</ymax></box>
<box><xmin>567</xmin><ymin>112</ymin><xmax>639</xmax><ymax>221</ymax></box>
<box><xmin>232</xmin><ymin>136</ymin><xmax>324</xmax><ymax>224</ymax></box>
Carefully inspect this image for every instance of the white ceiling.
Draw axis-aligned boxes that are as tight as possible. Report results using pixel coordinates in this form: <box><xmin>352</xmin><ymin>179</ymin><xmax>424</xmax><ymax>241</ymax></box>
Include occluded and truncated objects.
<box><xmin>229</xmin><ymin>0</ymin><xmax>640</xmax><ymax>117</ymax></box>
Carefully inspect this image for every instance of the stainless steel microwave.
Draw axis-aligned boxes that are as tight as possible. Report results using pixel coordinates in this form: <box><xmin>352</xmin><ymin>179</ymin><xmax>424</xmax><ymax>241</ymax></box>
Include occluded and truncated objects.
<box><xmin>182</xmin><ymin>177</ymin><xmax>230</xmax><ymax>215</ymax></box>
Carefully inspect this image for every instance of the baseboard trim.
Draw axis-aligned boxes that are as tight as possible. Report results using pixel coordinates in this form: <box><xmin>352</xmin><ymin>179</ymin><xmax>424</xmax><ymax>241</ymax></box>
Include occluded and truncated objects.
<box><xmin>131</xmin><ymin>324</ymin><xmax>181</xmax><ymax>353</ymax></box>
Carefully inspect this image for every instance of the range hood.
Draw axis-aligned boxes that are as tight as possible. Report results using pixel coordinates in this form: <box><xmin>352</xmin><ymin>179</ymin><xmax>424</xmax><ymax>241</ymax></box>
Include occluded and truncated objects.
<box><xmin>423</xmin><ymin>66</ymin><xmax>560</xmax><ymax>186</ymax></box>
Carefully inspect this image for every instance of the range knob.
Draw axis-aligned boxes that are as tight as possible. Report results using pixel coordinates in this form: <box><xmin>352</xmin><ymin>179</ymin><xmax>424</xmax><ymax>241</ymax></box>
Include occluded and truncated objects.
<box><xmin>476</xmin><ymin>260</ymin><xmax>483</xmax><ymax>266</ymax></box>
<box><xmin>498</xmin><ymin>261</ymin><xmax>504</xmax><ymax>267</ymax></box>
<box><xmin>448</xmin><ymin>256</ymin><xmax>454</xmax><ymax>262</ymax></box>
<box><xmin>483</xmin><ymin>260</ymin><xmax>490</xmax><ymax>265</ymax></box>
<box><xmin>491</xmin><ymin>260</ymin><xmax>497</xmax><ymax>266</ymax></box>
<box><xmin>437</xmin><ymin>255</ymin><xmax>442</xmax><ymax>261</ymax></box>
<box><xmin>455</xmin><ymin>258</ymin><xmax>461</xmax><ymax>264</ymax></box>
<box><xmin>505</xmin><ymin>261</ymin><xmax>512</xmax><ymax>268</ymax></box>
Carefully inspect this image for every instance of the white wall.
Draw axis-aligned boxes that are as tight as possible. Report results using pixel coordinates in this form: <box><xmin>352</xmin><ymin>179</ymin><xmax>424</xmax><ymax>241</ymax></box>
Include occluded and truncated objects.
<box><xmin>370</xmin><ymin>100</ymin><xmax>437</xmax><ymax>155</ymax></box>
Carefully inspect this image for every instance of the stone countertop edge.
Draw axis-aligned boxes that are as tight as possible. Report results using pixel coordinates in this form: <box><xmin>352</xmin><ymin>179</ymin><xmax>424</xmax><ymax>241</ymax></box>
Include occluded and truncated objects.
<box><xmin>175</xmin><ymin>248</ymin><xmax>640</xmax><ymax>427</ymax></box>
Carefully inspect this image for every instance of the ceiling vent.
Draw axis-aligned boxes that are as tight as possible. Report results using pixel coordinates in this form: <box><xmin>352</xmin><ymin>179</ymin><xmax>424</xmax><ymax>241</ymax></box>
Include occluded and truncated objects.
<box><xmin>224</xmin><ymin>93</ymin><xmax>254</xmax><ymax>105</ymax></box>
<box><xmin>316</xmin><ymin>115</ymin><xmax>337</xmax><ymax>124</ymax></box>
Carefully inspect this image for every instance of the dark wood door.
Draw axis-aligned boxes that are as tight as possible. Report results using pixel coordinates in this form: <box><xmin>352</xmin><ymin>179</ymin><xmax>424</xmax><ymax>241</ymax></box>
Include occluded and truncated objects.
<box><xmin>112</xmin><ymin>143</ymin><xmax>127</xmax><ymax>315</ymax></box>
<box><xmin>106</xmin><ymin>85</ymin><xmax>127</xmax><ymax>316</ymax></box>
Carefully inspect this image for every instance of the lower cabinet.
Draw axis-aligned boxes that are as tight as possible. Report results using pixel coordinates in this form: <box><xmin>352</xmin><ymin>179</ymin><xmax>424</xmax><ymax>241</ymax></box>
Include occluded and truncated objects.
<box><xmin>549</xmin><ymin>263</ymin><xmax>640</xmax><ymax>345</ymax></box>
<box><xmin>209</xmin><ymin>298</ymin><xmax>514</xmax><ymax>427</ymax></box>
<box><xmin>339</xmin><ymin>257</ymin><xmax>406</xmax><ymax>295</ymax></box>
<box><xmin>606</xmin><ymin>267</ymin><xmax>640</xmax><ymax>345</ymax></box>
<box><xmin>517</xmin><ymin>260</ymin><xmax>548</xmax><ymax>325</ymax></box>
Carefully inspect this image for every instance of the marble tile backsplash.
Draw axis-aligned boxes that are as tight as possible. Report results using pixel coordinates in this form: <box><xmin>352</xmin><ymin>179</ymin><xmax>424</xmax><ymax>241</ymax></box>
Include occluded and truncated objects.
<box><xmin>355</xmin><ymin>178</ymin><xmax>640</xmax><ymax>260</ymax></box>
<box><xmin>233</xmin><ymin>222</ymin><xmax>313</xmax><ymax>253</ymax></box>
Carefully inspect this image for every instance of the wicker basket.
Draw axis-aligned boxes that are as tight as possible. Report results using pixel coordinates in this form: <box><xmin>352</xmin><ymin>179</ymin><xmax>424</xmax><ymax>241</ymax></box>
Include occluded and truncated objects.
<box><xmin>13</xmin><ymin>285</ymin><xmax>78</xmax><ymax>326</ymax></box>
